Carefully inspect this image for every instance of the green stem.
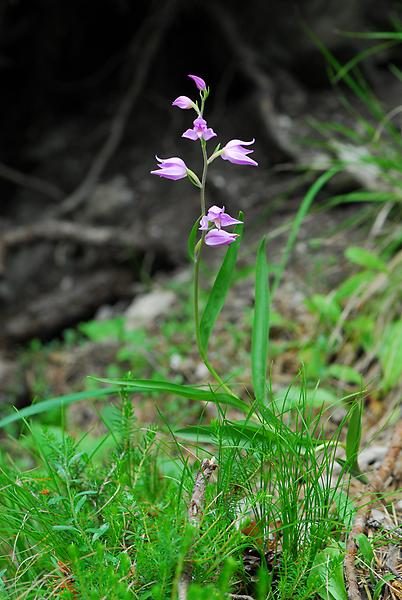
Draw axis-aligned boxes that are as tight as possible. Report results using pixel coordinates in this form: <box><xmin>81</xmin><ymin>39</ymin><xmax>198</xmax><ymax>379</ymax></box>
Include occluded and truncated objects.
<box><xmin>192</xmin><ymin>140</ymin><xmax>233</xmax><ymax>396</ymax></box>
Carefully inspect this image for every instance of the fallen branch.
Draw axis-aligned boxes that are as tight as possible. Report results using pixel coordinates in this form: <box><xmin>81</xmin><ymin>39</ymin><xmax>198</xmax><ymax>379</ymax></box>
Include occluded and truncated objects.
<box><xmin>0</xmin><ymin>162</ymin><xmax>63</xmax><ymax>201</ymax></box>
<box><xmin>344</xmin><ymin>419</ymin><xmax>402</xmax><ymax>600</ymax></box>
<box><xmin>0</xmin><ymin>220</ymin><xmax>170</xmax><ymax>273</ymax></box>
<box><xmin>178</xmin><ymin>457</ymin><xmax>218</xmax><ymax>600</ymax></box>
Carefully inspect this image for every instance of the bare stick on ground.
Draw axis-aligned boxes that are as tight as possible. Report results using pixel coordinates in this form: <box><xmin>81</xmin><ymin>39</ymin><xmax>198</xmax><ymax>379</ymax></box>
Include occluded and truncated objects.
<box><xmin>344</xmin><ymin>419</ymin><xmax>402</xmax><ymax>600</ymax></box>
<box><xmin>178</xmin><ymin>457</ymin><xmax>218</xmax><ymax>600</ymax></box>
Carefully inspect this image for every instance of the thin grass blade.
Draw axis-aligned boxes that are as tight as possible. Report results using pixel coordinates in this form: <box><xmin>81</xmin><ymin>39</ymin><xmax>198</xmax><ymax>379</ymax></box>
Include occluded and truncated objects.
<box><xmin>94</xmin><ymin>376</ymin><xmax>248</xmax><ymax>411</ymax></box>
<box><xmin>251</xmin><ymin>237</ymin><xmax>270</xmax><ymax>405</ymax></box>
<box><xmin>0</xmin><ymin>388</ymin><xmax>118</xmax><ymax>428</ymax></box>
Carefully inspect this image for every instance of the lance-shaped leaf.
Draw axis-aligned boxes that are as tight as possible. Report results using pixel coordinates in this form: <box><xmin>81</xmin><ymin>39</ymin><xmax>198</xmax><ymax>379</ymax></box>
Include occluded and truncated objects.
<box><xmin>188</xmin><ymin>216</ymin><xmax>201</xmax><ymax>262</ymax></box>
<box><xmin>0</xmin><ymin>388</ymin><xmax>118</xmax><ymax>429</ymax></box>
<box><xmin>94</xmin><ymin>377</ymin><xmax>248</xmax><ymax>412</ymax></box>
<box><xmin>199</xmin><ymin>213</ymin><xmax>244</xmax><ymax>354</ymax></box>
<box><xmin>252</xmin><ymin>237</ymin><xmax>270</xmax><ymax>404</ymax></box>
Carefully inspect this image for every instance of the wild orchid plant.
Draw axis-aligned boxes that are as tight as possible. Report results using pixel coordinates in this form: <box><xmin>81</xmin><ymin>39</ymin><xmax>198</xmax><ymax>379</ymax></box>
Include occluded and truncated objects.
<box><xmin>151</xmin><ymin>74</ymin><xmax>260</xmax><ymax>396</ymax></box>
<box><xmin>0</xmin><ymin>74</ymin><xmax>270</xmax><ymax>434</ymax></box>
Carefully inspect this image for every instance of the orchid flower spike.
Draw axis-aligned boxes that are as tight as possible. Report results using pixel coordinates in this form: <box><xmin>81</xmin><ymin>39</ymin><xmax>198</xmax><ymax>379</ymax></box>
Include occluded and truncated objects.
<box><xmin>188</xmin><ymin>74</ymin><xmax>207</xmax><ymax>91</ymax></box>
<box><xmin>199</xmin><ymin>206</ymin><xmax>242</xmax><ymax>230</ymax></box>
<box><xmin>151</xmin><ymin>156</ymin><xmax>188</xmax><ymax>180</ymax></box>
<box><xmin>205</xmin><ymin>229</ymin><xmax>239</xmax><ymax>247</ymax></box>
<box><xmin>221</xmin><ymin>139</ymin><xmax>258</xmax><ymax>166</ymax></box>
<box><xmin>172</xmin><ymin>95</ymin><xmax>197</xmax><ymax>110</ymax></box>
<box><xmin>183</xmin><ymin>117</ymin><xmax>216</xmax><ymax>142</ymax></box>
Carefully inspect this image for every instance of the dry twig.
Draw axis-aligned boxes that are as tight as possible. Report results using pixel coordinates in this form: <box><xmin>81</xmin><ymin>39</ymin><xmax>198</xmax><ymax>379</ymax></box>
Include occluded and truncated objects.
<box><xmin>1</xmin><ymin>220</ymin><xmax>144</xmax><ymax>269</ymax></box>
<box><xmin>344</xmin><ymin>419</ymin><xmax>402</xmax><ymax>600</ymax></box>
<box><xmin>0</xmin><ymin>162</ymin><xmax>63</xmax><ymax>201</ymax></box>
<box><xmin>178</xmin><ymin>457</ymin><xmax>218</xmax><ymax>600</ymax></box>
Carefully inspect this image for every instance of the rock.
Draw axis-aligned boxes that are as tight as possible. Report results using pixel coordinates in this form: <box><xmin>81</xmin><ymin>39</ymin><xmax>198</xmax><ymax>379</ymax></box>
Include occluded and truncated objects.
<box><xmin>359</xmin><ymin>446</ymin><xmax>387</xmax><ymax>470</ymax></box>
<box><xmin>125</xmin><ymin>289</ymin><xmax>176</xmax><ymax>330</ymax></box>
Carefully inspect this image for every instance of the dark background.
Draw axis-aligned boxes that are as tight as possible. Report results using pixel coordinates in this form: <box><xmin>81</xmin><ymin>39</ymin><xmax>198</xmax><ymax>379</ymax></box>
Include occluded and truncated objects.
<box><xmin>0</xmin><ymin>0</ymin><xmax>400</xmax><ymax>347</ymax></box>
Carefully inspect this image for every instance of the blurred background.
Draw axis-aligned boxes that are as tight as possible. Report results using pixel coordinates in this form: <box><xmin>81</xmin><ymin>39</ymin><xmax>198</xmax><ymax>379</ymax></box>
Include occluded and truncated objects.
<box><xmin>1</xmin><ymin>0</ymin><xmax>401</xmax><ymax>421</ymax></box>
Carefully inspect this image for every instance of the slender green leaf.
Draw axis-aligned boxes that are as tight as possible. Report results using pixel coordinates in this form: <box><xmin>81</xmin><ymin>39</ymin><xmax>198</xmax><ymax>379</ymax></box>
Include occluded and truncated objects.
<box><xmin>175</xmin><ymin>421</ymin><xmax>276</xmax><ymax>445</ymax></box>
<box><xmin>345</xmin><ymin>398</ymin><xmax>364</xmax><ymax>480</ymax></box>
<box><xmin>378</xmin><ymin>321</ymin><xmax>402</xmax><ymax>391</ymax></box>
<box><xmin>332</xmin><ymin>41</ymin><xmax>399</xmax><ymax>84</ymax></box>
<box><xmin>332</xmin><ymin>490</ymin><xmax>356</xmax><ymax>530</ymax></box>
<box><xmin>94</xmin><ymin>377</ymin><xmax>248</xmax><ymax>412</ymax></box>
<box><xmin>336</xmin><ymin>458</ymin><xmax>368</xmax><ymax>484</ymax></box>
<box><xmin>187</xmin><ymin>216</ymin><xmax>200</xmax><ymax>262</ymax></box>
<box><xmin>306</xmin><ymin>294</ymin><xmax>341</xmax><ymax>323</ymax></box>
<box><xmin>308</xmin><ymin>543</ymin><xmax>348</xmax><ymax>600</ymax></box>
<box><xmin>0</xmin><ymin>388</ymin><xmax>118</xmax><ymax>429</ymax></box>
<box><xmin>327</xmin><ymin>191</ymin><xmax>399</xmax><ymax>205</ymax></box>
<box><xmin>345</xmin><ymin>246</ymin><xmax>387</xmax><ymax>272</ymax></box>
<box><xmin>252</xmin><ymin>237</ymin><xmax>270</xmax><ymax>404</ymax></box>
<box><xmin>199</xmin><ymin>214</ymin><xmax>244</xmax><ymax>353</ymax></box>
<box><xmin>272</xmin><ymin>167</ymin><xmax>340</xmax><ymax>295</ymax></box>
<box><xmin>356</xmin><ymin>533</ymin><xmax>374</xmax><ymax>565</ymax></box>
<box><xmin>327</xmin><ymin>364</ymin><xmax>363</xmax><ymax>385</ymax></box>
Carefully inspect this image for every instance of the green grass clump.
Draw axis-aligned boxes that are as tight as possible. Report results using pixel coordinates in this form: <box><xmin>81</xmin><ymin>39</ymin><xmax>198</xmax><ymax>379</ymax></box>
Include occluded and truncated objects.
<box><xmin>0</xmin><ymin>384</ymin><xmax>354</xmax><ymax>599</ymax></box>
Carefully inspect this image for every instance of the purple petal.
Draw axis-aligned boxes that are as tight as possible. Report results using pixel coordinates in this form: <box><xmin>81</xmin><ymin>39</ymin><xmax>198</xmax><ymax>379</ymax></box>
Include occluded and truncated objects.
<box><xmin>207</xmin><ymin>206</ymin><xmax>224</xmax><ymax>219</ymax></box>
<box><xmin>172</xmin><ymin>95</ymin><xmax>194</xmax><ymax>109</ymax></box>
<box><xmin>155</xmin><ymin>156</ymin><xmax>187</xmax><ymax>168</ymax></box>
<box><xmin>188</xmin><ymin>74</ymin><xmax>206</xmax><ymax>90</ymax></box>
<box><xmin>193</xmin><ymin>116</ymin><xmax>207</xmax><ymax>129</ymax></box>
<box><xmin>221</xmin><ymin>150</ymin><xmax>258</xmax><ymax>166</ymax></box>
<box><xmin>224</xmin><ymin>138</ymin><xmax>255</xmax><ymax>148</ymax></box>
<box><xmin>199</xmin><ymin>215</ymin><xmax>210</xmax><ymax>230</ymax></box>
<box><xmin>205</xmin><ymin>229</ymin><xmax>238</xmax><ymax>247</ymax></box>
<box><xmin>203</xmin><ymin>128</ymin><xmax>217</xmax><ymax>141</ymax></box>
<box><xmin>182</xmin><ymin>129</ymin><xmax>199</xmax><ymax>140</ymax></box>
<box><xmin>151</xmin><ymin>156</ymin><xmax>188</xmax><ymax>180</ymax></box>
<box><xmin>151</xmin><ymin>167</ymin><xmax>186</xmax><ymax>180</ymax></box>
<box><xmin>219</xmin><ymin>212</ymin><xmax>243</xmax><ymax>227</ymax></box>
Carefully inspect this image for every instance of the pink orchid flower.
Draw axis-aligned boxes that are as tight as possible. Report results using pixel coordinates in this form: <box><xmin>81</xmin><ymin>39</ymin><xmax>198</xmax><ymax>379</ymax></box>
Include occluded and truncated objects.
<box><xmin>172</xmin><ymin>95</ymin><xmax>196</xmax><ymax>110</ymax></box>
<box><xmin>199</xmin><ymin>205</ymin><xmax>242</xmax><ymax>230</ymax></box>
<box><xmin>188</xmin><ymin>74</ymin><xmax>206</xmax><ymax>90</ymax></box>
<box><xmin>205</xmin><ymin>229</ymin><xmax>239</xmax><ymax>246</ymax></box>
<box><xmin>221</xmin><ymin>139</ymin><xmax>258</xmax><ymax>166</ymax></box>
<box><xmin>151</xmin><ymin>156</ymin><xmax>188</xmax><ymax>180</ymax></box>
<box><xmin>183</xmin><ymin>117</ymin><xmax>216</xmax><ymax>142</ymax></box>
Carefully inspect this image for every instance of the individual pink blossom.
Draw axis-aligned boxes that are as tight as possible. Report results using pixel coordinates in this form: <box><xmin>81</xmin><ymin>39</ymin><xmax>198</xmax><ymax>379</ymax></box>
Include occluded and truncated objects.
<box><xmin>205</xmin><ymin>228</ymin><xmax>239</xmax><ymax>246</ymax></box>
<box><xmin>221</xmin><ymin>139</ymin><xmax>258</xmax><ymax>166</ymax></box>
<box><xmin>188</xmin><ymin>74</ymin><xmax>206</xmax><ymax>90</ymax></box>
<box><xmin>199</xmin><ymin>205</ymin><xmax>242</xmax><ymax>230</ymax></box>
<box><xmin>182</xmin><ymin>117</ymin><xmax>216</xmax><ymax>141</ymax></box>
<box><xmin>172</xmin><ymin>95</ymin><xmax>196</xmax><ymax>110</ymax></box>
<box><xmin>150</xmin><ymin>156</ymin><xmax>188</xmax><ymax>180</ymax></box>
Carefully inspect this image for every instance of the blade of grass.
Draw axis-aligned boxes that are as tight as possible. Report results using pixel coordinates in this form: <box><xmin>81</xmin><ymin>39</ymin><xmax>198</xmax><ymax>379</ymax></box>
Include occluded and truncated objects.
<box><xmin>94</xmin><ymin>377</ymin><xmax>248</xmax><ymax>412</ymax></box>
<box><xmin>272</xmin><ymin>167</ymin><xmax>341</xmax><ymax>296</ymax></box>
<box><xmin>252</xmin><ymin>237</ymin><xmax>270</xmax><ymax>404</ymax></box>
<box><xmin>0</xmin><ymin>388</ymin><xmax>118</xmax><ymax>428</ymax></box>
